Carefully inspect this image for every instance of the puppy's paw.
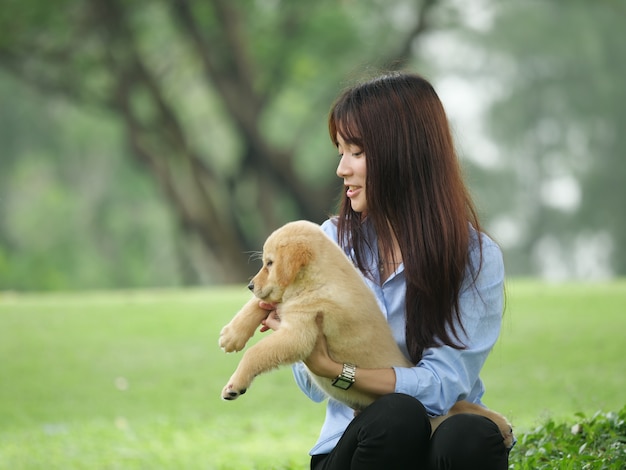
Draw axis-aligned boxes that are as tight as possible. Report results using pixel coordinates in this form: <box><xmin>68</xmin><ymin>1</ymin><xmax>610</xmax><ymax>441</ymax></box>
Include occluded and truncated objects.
<box><xmin>503</xmin><ymin>429</ymin><xmax>515</xmax><ymax>450</ymax></box>
<box><xmin>491</xmin><ymin>414</ymin><xmax>515</xmax><ymax>449</ymax></box>
<box><xmin>221</xmin><ymin>383</ymin><xmax>248</xmax><ymax>401</ymax></box>
<box><xmin>219</xmin><ymin>324</ymin><xmax>247</xmax><ymax>353</ymax></box>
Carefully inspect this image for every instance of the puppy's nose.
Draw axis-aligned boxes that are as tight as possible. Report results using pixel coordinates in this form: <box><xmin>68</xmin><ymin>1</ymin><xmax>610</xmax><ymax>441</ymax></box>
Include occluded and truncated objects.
<box><xmin>247</xmin><ymin>281</ymin><xmax>254</xmax><ymax>291</ymax></box>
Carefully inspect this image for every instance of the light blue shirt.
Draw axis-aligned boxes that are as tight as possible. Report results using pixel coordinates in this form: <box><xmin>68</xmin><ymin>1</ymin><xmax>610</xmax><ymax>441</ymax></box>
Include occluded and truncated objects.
<box><xmin>292</xmin><ymin>218</ymin><xmax>505</xmax><ymax>456</ymax></box>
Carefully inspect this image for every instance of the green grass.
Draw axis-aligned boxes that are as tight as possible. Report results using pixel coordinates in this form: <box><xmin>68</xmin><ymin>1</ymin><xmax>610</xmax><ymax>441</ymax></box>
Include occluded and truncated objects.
<box><xmin>0</xmin><ymin>280</ymin><xmax>624</xmax><ymax>469</ymax></box>
<box><xmin>483</xmin><ymin>280</ymin><xmax>626</xmax><ymax>430</ymax></box>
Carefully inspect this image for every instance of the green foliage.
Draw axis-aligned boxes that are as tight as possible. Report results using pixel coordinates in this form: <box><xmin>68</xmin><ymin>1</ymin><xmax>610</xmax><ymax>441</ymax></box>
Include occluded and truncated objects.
<box><xmin>0</xmin><ymin>72</ymin><xmax>183</xmax><ymax>291</ymax></box>
<box><xmin>510</xmin><ymin>408</ymin><xmax>626</xmax><ymax>470</ymax></box>
<box><xmin>2</xmin><ymin>1</ymin><xmax>624</xmax><ymax>285</ymax></box>
<box><xmin>0</xmin><ymin>0</ymin><xmax>441</xmax><ymax>287</ymax></box>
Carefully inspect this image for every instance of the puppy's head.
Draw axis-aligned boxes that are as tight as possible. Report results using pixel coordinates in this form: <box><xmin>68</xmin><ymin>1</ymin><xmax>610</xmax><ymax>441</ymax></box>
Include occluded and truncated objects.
<box><xmin>249</xmin><ymin>223</ymin><xmax>314</xmax><ymax>302</ymax></box>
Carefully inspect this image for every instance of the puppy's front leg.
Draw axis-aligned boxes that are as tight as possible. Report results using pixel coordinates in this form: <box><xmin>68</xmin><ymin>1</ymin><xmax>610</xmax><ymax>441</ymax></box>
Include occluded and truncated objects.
<box><xmin>219</xmin><ymin>297</ymin><xmax>268</xmax><ymax>353</ymax></box>
<box><xmin>222</xmin><ymin>323</ymin><xmax>317</xmax><ymax>400</ymax></box>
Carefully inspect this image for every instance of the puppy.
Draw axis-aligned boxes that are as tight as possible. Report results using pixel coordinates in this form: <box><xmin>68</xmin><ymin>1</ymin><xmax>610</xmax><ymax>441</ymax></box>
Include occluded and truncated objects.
<box><xmin>219</xmin><ymin>220</ymin><xmax>513</xmax><ymax>447</ymax></box>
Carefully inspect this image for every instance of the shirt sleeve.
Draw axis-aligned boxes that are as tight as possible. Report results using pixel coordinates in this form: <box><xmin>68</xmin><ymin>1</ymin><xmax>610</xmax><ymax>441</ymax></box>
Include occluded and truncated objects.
<box><xmin>292</xmin><ymin>363</ymin><xmax>327</xmax><ymax>403</ymax></box>
<box><xmin>393</xmin><ymin>236</ymin><xmax>505</xmax><ymax>416</ymax></box>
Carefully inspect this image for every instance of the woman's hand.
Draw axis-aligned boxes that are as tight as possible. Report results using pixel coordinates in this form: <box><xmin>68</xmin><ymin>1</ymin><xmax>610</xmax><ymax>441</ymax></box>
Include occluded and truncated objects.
<box><xmin>303</xmin><ymin>314</ymin><xmax>342</xmax><ymax>379</ymax></box>
<box><xmin>259</xmin><ymin>301</ymin><xmax>280</xmax><ymax>332</ymax></box>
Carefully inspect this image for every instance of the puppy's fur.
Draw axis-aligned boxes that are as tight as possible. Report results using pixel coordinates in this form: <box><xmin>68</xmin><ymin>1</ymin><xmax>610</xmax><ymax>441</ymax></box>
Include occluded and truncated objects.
<box><xmin>219</xmin><ymin>220</ymin><xmax>513</xmax><ymax>447</ymax></box>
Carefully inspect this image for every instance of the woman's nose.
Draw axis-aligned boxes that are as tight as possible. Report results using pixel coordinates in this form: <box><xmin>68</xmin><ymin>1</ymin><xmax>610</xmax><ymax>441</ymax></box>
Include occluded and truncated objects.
<box><xmin>336</xmin><ymin>156</ymin><xmax>351</xmax><ymax>178</ymax></box>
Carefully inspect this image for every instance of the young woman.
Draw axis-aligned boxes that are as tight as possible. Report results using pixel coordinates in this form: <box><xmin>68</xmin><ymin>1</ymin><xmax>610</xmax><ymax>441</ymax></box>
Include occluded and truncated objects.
<box><xmin>262</xmin><ymin>72</ymin><xmax>512</xmax><ymax>469</ymax></box>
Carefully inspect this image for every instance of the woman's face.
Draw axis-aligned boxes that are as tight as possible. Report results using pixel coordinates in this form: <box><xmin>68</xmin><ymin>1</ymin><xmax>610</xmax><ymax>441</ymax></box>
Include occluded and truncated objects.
<box><xmin>336</xmin><ymin>133</ymin><xmax>367</xmax><ymax>213</ymax></box>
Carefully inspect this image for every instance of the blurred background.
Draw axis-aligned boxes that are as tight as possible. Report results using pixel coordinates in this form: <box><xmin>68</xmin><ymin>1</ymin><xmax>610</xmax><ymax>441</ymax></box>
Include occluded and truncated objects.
<box><xmin>0</xmin><ymin>0</ymin><xmax>623</xmax><ymax>291</ymax></box>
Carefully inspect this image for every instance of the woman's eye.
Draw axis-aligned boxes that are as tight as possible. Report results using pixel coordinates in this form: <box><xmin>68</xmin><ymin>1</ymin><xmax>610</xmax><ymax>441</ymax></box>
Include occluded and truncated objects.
<box><xmin>337</xmin><ymin>149</ymin><xmax>363</xmax><ymax>158</ymax></box>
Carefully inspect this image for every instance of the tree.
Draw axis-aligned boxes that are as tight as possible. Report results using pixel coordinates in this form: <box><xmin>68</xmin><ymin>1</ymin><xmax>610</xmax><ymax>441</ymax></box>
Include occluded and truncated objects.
<box><xmin>0</xmin><ymin>0</ymin><xmax>438</xmax><ymax>283</ymax></box>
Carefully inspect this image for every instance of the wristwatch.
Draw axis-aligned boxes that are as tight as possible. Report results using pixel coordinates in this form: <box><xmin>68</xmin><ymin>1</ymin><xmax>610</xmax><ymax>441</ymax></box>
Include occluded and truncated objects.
<box><xmin>331</xmin><ymin>363</ymin><xmax>357</xmax><ymax>390</ymax></box>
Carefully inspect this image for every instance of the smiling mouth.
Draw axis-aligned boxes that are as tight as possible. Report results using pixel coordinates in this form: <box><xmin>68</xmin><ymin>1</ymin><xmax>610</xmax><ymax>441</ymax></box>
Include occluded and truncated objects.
<box><xmin>346</xmin><ymin>186</ymin><xmax>361</xmax><ymax>197</ymax></box>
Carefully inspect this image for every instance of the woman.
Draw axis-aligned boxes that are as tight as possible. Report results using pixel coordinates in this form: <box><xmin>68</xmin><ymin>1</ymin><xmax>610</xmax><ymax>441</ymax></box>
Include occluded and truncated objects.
<box><xmin>262</xmin><ymin>72</ymin><xmax>511</xmax><ymax>469</ymax></box>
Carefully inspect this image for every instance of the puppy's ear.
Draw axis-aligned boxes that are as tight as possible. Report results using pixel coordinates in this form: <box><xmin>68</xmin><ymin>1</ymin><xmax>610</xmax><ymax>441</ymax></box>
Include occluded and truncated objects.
<box><xmin>275</xmin><ymin>241</ymin><xmax>312</xmax><ymax>287</ymax></box>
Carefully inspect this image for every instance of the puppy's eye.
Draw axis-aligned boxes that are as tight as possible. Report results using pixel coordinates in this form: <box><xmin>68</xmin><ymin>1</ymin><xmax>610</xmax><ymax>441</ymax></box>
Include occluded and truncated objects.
<box><xmin>266</xmin><ymin>260</ymin><xmax>273</xmax><ymax>267</ymax></box>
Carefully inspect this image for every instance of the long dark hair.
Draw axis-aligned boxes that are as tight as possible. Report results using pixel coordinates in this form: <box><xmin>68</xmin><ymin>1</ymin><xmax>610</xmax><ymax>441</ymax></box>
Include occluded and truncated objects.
<box><xmin>329</xmin><ymin>72</ymin><xmax>483</xmax><ymax>364</ymax></box>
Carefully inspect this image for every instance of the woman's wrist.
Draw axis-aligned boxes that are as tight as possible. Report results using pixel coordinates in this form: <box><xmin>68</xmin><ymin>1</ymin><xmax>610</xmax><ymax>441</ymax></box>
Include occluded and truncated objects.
<box><xmin>326</xmin><ymin>360</ymin><xmax>344</xmax><ymax>380</ymax></box>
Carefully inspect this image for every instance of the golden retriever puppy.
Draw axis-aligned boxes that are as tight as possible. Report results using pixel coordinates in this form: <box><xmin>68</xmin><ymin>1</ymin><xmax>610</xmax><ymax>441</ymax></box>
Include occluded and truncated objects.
<box><xmin>219</xmin><ymin>220</ymin><xmax>513</xmax><ymax>447</ymax></box>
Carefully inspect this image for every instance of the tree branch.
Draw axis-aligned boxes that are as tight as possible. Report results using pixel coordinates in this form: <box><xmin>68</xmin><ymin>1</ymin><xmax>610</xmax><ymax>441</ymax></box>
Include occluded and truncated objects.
<box><xmin>171</xmin><ymin>0</ymin><xmax>261</xmax><ymax>129</ymax></box>
<box><xmin>389</xmin><ymin>0</ymin><xmax>438</xmax><ymax>68</ymax></box>
<box><xmin>93</xmin><ymin>0</ymin><xmax>256</xmax><ymax>277</ymax></box>
<box><xmin>170</xmin><ymin>0</ymin><xmax>329</xmax><ymax>224</ymax></box>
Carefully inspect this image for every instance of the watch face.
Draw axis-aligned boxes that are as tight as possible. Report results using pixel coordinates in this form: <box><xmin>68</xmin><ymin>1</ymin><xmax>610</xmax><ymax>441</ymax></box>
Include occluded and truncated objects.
<box><xmin>332</xmin><ymin>377</ymin><xmax>352</xmax><ymax>390</ymax></box>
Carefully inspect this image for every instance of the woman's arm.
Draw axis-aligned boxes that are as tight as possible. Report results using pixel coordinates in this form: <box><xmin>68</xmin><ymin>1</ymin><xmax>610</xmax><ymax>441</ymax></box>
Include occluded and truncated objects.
<box><xmin>304</xmin><ymin>234</ymin><xmax>505</xmax><ymax>414</ymax></box>
<box><xmin>303</xmin><ymin>326</ymin><xmax>397</xmax><ymax>398</ymax></box>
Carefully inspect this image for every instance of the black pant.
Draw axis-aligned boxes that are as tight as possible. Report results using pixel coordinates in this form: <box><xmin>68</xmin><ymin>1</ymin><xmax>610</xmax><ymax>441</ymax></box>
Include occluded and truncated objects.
<box><xmin>310</xmin><ymin>393</ymin><xmax>509</xmax><ymax>470</ymax></box>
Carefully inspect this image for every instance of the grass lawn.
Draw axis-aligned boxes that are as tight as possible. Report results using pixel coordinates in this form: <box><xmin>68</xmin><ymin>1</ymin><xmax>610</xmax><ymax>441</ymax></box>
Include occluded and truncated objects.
<box><xmin>0</xmin><ymin>280</ymin><xmax>624</xmax><ymax>469</ymax></box>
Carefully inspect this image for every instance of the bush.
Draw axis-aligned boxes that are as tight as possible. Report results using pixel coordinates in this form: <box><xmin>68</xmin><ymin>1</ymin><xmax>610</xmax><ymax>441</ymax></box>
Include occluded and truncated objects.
<box><xmin>510</xmin><ymin>406</ymin><xmax>626</xmax><ymax>469</ymax></box>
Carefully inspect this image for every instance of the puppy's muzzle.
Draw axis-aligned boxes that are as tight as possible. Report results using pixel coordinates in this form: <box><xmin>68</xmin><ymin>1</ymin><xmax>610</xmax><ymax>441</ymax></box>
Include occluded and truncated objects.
<box><xmin>247</xmin><ymin>281</ymin><xmax>254</xmax><ymax>291</ymax></box>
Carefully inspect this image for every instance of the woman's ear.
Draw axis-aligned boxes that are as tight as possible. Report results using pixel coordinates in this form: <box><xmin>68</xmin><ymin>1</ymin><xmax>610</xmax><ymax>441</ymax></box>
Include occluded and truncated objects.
<box><xmin>274</xmin><ymin>241</ymin><xmax>312</xmax><ymax>287</ymax></box>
